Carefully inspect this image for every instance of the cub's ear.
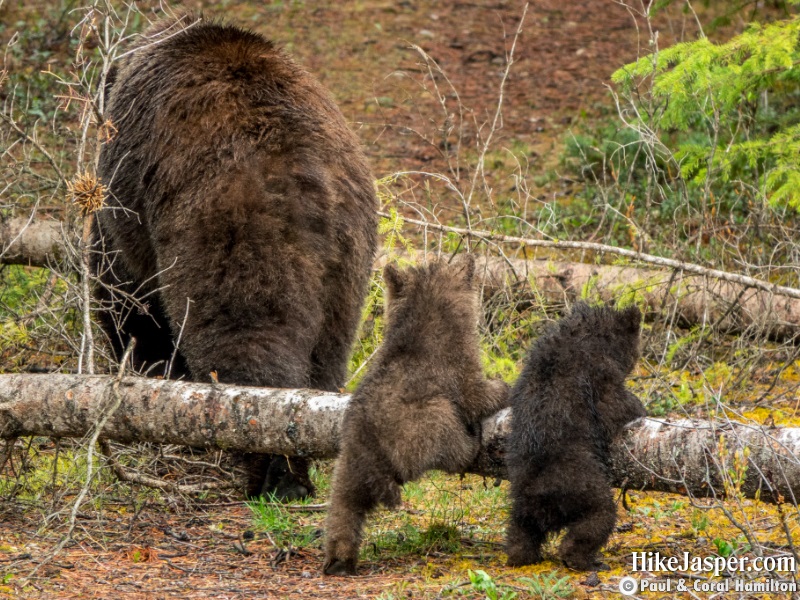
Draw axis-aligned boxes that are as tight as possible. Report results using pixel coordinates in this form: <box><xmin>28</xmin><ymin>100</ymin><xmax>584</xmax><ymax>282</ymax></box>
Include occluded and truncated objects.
<box><xmin>383</xmin><ymin>263</ymin><xmax>406</xmax><ymax>298</ymax></box>
<box><xmin>618</xmin><ymin>304</ymin><xmax>642</xmax><ymax>334</ymax></box>
<box><xmin>450</xmin><ymin>253</ymin><xmax>475</xmax><ymax>287</ymax></box>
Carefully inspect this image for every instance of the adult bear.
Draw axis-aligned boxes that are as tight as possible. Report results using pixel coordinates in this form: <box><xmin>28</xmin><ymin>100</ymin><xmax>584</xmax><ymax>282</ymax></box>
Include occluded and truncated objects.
<box><xmin>92</xmin><ymin>13</ymin><xmax>378</xmax><ymax>499</ymax></box>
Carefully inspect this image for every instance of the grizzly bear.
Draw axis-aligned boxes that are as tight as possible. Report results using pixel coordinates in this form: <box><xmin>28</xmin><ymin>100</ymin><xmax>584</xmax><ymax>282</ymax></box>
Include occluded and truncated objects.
<box><xmin>323</xmin><ymin>256</ymin><xmax>510</xmax><ymax>576</ymax></box>
<box><xmin>92</xmin><ymin>13</ymin><xmax>378</xmax><ymax>499</ymax></box>
<box><xmin>505</xmin><ymin>303</ymin><xmax>645</xmax><ymax>571</ymax></box>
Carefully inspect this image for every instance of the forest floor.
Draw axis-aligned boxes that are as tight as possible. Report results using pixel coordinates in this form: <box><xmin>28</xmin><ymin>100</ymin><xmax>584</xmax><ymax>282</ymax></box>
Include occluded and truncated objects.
<box><xmin>2</xmin><ymin>465</ymin><xmax>797</xmax><ymax>600</ymax></box>
<box><xmin>1</xmin><ymin>1</ymin><xmax>799</xmax><ymax>598</ymax></box>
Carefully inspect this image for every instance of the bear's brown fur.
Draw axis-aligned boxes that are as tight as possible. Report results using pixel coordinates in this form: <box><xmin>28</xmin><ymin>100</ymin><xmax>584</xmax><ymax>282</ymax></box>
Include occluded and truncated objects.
<box><xmin>323</xmin><ymin>256</ymin><xmax>509</xmax><ymax>575</ymax></box>
<box><xmin>92</xmin><ymin>13</ymin><xmax>378</xmax><ymax>499</ymax></box>
<box><xmin>505</xmin><ymin>303</ymin><xmax>645</xmax><ymax>571</ymax></box>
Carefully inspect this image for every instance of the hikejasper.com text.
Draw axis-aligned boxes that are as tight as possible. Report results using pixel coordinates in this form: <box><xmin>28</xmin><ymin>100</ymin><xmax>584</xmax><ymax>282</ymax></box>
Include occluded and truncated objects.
<box><xmin>632</xmin><ymin>551</ymin><xmax>796</xmax><ymax>577</ymax></box>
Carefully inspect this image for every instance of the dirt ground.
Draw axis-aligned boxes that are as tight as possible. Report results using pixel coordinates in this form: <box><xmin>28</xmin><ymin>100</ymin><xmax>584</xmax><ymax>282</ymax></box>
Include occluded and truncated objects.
<box><xmin>0</xmin><ymin>1</ymin><xmax>762</xmax><ymax>598</ymax></box>
<box><xmin>222</xmin><ymin>0</ymin><xmax>713</xmax><ymax>227</ymax></box>
<box><xmin>94</xmin><ymin>0</ymin><xmax>713</xmax><ymax>180</ymax></box>
<box><xmin>2</xmin><ymin>499</ymin><xmax>449</xmax><ymax>599</ymax></box>
<box><xmin>256</xmin><ymin>0</ymin><xmax>696</xmax><ymax>176</ymax></box>
<box><xmin>2</xmin><ymin>472</ymin><xmax>751</xmax><ymax>600</ymax></box>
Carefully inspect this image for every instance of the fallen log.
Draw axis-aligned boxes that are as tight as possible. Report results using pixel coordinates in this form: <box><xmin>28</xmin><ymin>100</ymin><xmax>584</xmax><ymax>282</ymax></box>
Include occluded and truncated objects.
<box><xmin>3</xmin><ymin>216</ymin><xmax>800</xmax><ymax>340</ymax></box>
<box><xmin>476</xmin><ymin>259</ymin><xmax>800</xmax><ymax>341</ymax></box>
<box><xmin>1</xmin><ymin>374</ymin><xmax>797</xmax><ymax>504</ymax></box>
<box><xmin>0</xmin><ymin>217</ymin><xmax>68</xmax><ymax>267</ymax></box>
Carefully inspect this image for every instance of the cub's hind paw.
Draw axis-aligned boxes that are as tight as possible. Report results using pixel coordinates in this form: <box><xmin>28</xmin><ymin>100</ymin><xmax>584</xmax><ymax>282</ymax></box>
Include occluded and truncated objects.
<box><xmin>506</xmin><ymin>550</ymin><xmax>543</xmax><ymax>568</ymax></box>
<box><xmin>323</xmin><ymin>557</ymin><xmax>357</xmax><ymax>576</ymax></box>
<box><xmin>561</xmin><ymin>554</ymin><xmax>610</xmax><ymax>572</ymax></box>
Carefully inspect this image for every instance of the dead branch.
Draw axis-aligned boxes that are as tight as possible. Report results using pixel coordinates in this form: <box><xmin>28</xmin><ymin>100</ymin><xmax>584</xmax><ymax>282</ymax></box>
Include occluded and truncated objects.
<box><xmin>392</xmin><ymin>212</ymin><xmax>800</xmax><ymax>301</ymax></box>
<box><xmin>4</xmin><ymin>216</ymin><xmax>800</xmax><ymax>339</ymax></box>
<box><xmin>98</xmin><ymin>439</ymin><xmax>236</xmax><ymax>494</ymax></box>
<box><xmin>473</xmin><ymin>257</ymin><xmax>800</xmax><ymax>341</ymax></box>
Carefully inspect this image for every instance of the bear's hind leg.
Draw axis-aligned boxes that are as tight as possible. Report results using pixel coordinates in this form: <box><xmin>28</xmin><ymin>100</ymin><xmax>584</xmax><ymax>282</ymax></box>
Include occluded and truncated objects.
<box><xmin>323</xmin><ymin>446</ymin><xmax>399</xmax><ymax>576</ymax></box>
<box><xmin>506</xmin><ymin>504</ymin><xmax>547</xmax><ymax>567</ymax></box>
<box><xmin>262</xmin><ymin>455</ymin><xmax>316</xmax><ymax>501</ymax></box>
<box><xmin>557</xmin><ymin>491</ymin><xmax>616</xmax><ymax>571</ymax></box>
<box><xmin>92</xmin><ymin>243</ymin><xmax>187</xmax><ymax>377</ymax></box>
<box><xmin>241</xmin><ymin>455</ymin><xmax>316</xmax><ymax>501</ymax></box>
<box><xmin>309</xmin><ymin>264</ymin><xmax>373</xmax><ymax>393</ymax></box>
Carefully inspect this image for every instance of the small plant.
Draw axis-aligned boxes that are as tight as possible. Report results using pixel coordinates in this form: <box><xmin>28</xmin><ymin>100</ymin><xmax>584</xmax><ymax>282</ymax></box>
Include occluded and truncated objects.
<box><xmin>421</xmin><ymin>483</ymin><xmax>467</xmax><ymax>534</ymax></box>
<box><xmin>419</xmin><ymin>522</ymin><xmax>461</xmax><ymax>554</ymax></box>
<box><xmin>636</xmin><ymin>500</ymin><xmax>685</xmax><ymax>523</ymax></box>
<box><xmin>668</xmin><ymin>500</ymin><xmax>686</xmax><ymax>514</ymax></box>
<box><xmin>248</xmin><ymin>494</ymin><xmax>319</xmax><ymax>549</ymax></box>
<box><xmin>366</xmin><ymin>522</ymin><xmax>420</xmax><ymax>560</ymax></box>
<box><xmin>716</xmin><ymin>435</ymin><xmax>751</xmax><ymax>498</ymax></box>
<box><xmin>308</xmin><ymin>460</ymin><xmax>332</xmax><ymax>497</ymax></box>
<box><xmin>465</xmin><ymin>569</ymin><xmax>517</xmax><ymax>600</ymax></box>
<box><xmin>562</xmin><ymin>124</ymin><xmax>654</xmax><ymax>184</ymax></box>
<box><xmin>366</xmin><ymin>521</ymin><xmax>461</xmax><ymax>562</ymax></box>
<box><xmin>691</xmin><ymin>509</ymin><xmax>711</xmax><ymax>535</ymax></box>
<box><xmin>613</xmin><ymin>7</ymin><xmax>800</xmax><ymax>212</ymax></box>
<box><xmin>713</xmin><ymin>537</ymin><xmax>736</xmax><ymax>558</ymax></box>
<box><xmin>518</xmin><ymin>571</ymin><xmax>574</xmax><ymax>600</ymax></box>
<box><xmin>646</xmin><ymin>392</ymin><xmax>680</xmax><ymax>417</ymax></box>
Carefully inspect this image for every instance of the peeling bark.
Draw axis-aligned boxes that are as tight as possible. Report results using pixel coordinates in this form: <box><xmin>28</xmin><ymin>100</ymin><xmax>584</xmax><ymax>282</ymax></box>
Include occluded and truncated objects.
<box><xmin>1</xmin><ymin>374</ymin><xmax>798</xmax><ymax>504</ymax></box>
<box><xmin>608</xmin><ymin>418</ymin><xmax>800</xmax><ymax>505</ymax></box>
<box><xmin>473</xmin><ymin>410</ymin><xmax>800</xmax><ymax>504</ymax></box>
<box><xmin>0</xmin><ymin>374</ymin><xmax>345</xmax><ymax>457</ymax></box>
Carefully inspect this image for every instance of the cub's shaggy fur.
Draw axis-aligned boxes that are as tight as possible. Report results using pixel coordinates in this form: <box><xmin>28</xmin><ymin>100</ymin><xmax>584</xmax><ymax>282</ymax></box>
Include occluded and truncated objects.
<box><xmin>92</xmin><ymin>14</ymin><xmax>377</xmax><ymax>498</ymax></box>
<box><xmin>323</xmin><ymin>257</ymin><xmax>509</xmax><ymax>575</ymax></box>
<box><xmin>505</xmin><ymin>303</ymin><xmax>645</xmax><ymax>571</ymax></box>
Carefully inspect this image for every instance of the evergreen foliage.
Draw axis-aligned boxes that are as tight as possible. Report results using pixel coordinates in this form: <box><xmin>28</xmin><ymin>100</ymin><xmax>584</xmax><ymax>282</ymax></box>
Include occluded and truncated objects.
<box><xmin>612</xmin><ymin>5</ymin><xmax>800</xmax><ymax>210</ymax></box>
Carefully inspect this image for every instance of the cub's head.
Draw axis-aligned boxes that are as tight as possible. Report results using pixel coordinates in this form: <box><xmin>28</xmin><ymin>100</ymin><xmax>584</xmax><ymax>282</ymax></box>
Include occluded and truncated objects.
<box><xmin>565</xmin><ymin>302</ymin><xmax>642</xmax><ymax>376</ymax></box>
<box><xmin>382</xmin><ymin>254</ymin><xmax>479</xmax><ymax>330</ymax></box>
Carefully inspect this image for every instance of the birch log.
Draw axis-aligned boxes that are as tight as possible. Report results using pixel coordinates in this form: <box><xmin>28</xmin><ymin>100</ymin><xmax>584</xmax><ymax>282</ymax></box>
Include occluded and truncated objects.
<box><xmin>475</xmin><ymin>259</ymin><xmax>800</xmax><ymax>341</ymax></box>
<box><xmin>1</xmin><ymin>374</ymin><xmax>798</xmax><ymax>504</ymax></box>
<box><xmin>0</xmin><ymin>217</ymin><xmax>68</xmax><ymax>267</ymax></box>
<box><xmin>3</xmin><ymin>217</ymin><xmax>800</xmax><ymax>339</ymax></box>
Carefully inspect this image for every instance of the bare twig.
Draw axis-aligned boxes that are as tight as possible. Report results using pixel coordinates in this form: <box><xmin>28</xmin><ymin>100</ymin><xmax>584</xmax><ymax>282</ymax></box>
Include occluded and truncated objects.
<box><xmin>98</xmin><ymin>439</ymin><xmax>235</xmax><ymax>494</ymax></box>
<box><xmin>167</xmin><ymin>297</ymin><xmax>191</xmax><ymax>380</ymax></box>
<box><xmin>0</xmin><ymin>112</ymin><xmax>67</xmax><ymax>185</ymax></box>
<box><xmin>464</xmin><ymin>4</ymin><xmax>528</xmax><ymax>225</ymax></box>
<box><xmin>23</xmin><ymin>339</ymin><xmax>135</xmax><ymax>584</ymax></box>
<box><xmin>385</xmin><ymin>212</ymin><xmax>800</xmax><ymax>300</ymax></box>
<box><xmin>77</xmin><ymin>215</ymin><xmax>95</xmax><ymax>375</ymax></box>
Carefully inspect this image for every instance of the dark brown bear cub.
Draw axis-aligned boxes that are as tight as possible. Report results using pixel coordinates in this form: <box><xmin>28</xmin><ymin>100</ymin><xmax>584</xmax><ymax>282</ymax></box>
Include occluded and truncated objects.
<box><xmin>323</xmin><ymin>256</ymin><xmax>509</xmax><ymax>576</ymax></box>
<box><xmin>92</xmin><ymin>14</ymin><xmax>377</xmax><ymax>499</ymax></box>
<box><xmin>505</xmin><ymin>303</ymin><xmax>645</xmax><ymax>571</ymax></box>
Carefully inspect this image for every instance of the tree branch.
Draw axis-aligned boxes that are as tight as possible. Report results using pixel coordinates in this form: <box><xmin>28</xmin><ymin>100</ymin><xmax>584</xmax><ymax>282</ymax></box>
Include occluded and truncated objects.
<box><xmin>390</xmin><ymin>212</ymin><xmax>800</xmax><ymax>301</ymax></box>
<box><xmin>4</xmin><ymin>216</ymin><xmax>800</xmax><ymax>339</ymax></box>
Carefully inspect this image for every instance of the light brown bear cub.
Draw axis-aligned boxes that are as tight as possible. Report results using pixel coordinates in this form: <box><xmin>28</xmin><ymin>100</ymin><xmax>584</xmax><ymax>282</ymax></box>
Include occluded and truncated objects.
<box><xmin>323</xmin><ymin>256</ymin><xmax>509</xmax><ymax>576</ymax></box>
